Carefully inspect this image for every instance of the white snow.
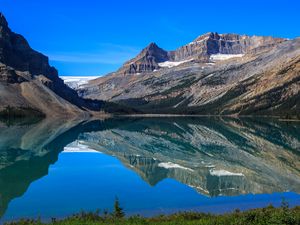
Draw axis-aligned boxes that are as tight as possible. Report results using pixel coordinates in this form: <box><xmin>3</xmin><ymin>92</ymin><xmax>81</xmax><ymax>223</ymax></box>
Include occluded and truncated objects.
<box><xmin>188</xmin><ymin>40</ymin><xmax>204</xmax><ymax>46</ymax></box>
<box><xmin>209</xmin><ymin>169</ymin><xmax>244</xmax><ymax>177</ymax></box>
<box><xmin>188</xmin><ymin>185</ymin><xmax>209</xmax><ymax>194</ymax></box>
<box><xmin>60</xmin><ymin>76</ymin><xmax>99</xmax><ymax>89</ymax></box>
<box><xmin>210</xmin><ymin>54</ymin><xmax>244</xmax><ymax>61</ymax></box>
<box><xmin>63</xmin><ymin>146</ymin><xmax>101</xmax><ymax>153</ymax></box>
<box><xmin>188</xmin><ymin>36</ymin><xmax>209</xmax><ymax>46</ymax></box>
<box><xmin>158</xmin><ymin>162</ymin><xmax>194</xmax><ymax>172</ymax></box>
<box><xmin>158</xmin><ymin>59</ymin><xmax>193</xmax><ymax>68</ymax></box>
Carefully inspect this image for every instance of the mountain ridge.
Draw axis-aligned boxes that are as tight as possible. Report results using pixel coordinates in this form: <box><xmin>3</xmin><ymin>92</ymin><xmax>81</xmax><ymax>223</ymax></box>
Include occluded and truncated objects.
<box><xmin>98</xmin><ymin>32</ymin><xmax>286</xmax><ymax>77</ymax></box>
<box><xmin>79</xmin><ymin>33</ymin><xmax>299</xmax><ymax>118</ymax></box>
<box><xmin>0</xmin><ymin>12</ymin><xmax>298</xmax><ymax>118</ymax></box>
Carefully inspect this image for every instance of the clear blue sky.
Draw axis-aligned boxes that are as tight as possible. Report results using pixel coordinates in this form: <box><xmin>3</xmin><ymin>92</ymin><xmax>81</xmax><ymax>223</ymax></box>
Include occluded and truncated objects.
<box><xmin>1</xmin><ymin>0</ymin><xmax>299</xmax><ymax>76</ymax></box>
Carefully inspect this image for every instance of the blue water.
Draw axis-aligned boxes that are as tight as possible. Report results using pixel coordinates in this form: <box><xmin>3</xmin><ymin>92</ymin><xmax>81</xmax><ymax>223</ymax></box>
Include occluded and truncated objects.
<box><xmin>0</xmin><ymin>117</ymin><xmax>299</xmax><ymax>222</ymax></box>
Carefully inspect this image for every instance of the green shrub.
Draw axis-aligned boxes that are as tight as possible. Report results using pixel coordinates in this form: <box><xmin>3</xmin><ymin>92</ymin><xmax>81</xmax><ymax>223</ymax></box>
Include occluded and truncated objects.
<box><xmin>4</xmin><ymin>203</ymin><xmax>300</xmax><ymax>225</ymax></box>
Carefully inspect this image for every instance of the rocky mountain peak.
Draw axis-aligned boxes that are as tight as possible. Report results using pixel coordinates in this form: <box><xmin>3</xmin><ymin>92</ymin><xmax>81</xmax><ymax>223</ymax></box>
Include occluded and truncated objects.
<box><xmin>195</xmin><ymin>32</ymin><xmax>246</xmax><ymax>42</ymax></box>
<box><xmin>145</xmin><ymin>42</ymin><xmax>159</xmax><ymax>49</ymax></box>
<box><xmin>140</xmin><ymin>42</ymin><xmax>169</xmax><ymax>62</ymax></box>
<box><xmin>195</xmin><ymin>32</ymin><xmax>218</xmax><ymax>40</ymax></box>
<box><xmin>0</xmin><ymin>13</ymin><xmax>8</xmax><ymax>27</ymax></box>
<box><xmin>0</xmin><ymin>14</ymin><xmax>120</xmax><ymax>116</ymax></box>
<box><xmin>116</xmin><ymin>42</ymin><xmax>170</xmax><ymax>75</ymax></box>
<box><xmin>0</xmin><ymin>13</ymin><xmax>58</xmax><ymax>79</ymax></box>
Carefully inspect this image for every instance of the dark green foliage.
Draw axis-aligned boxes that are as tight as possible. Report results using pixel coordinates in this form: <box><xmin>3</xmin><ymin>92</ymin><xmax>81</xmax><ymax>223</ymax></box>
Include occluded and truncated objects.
<box><xmin>0</xmin><ymin>106</ymin><xmax>45</xmax><ymax>119</ymax></box>
<box><xmin>4</xmin><ymin>204</ymin><xmax>300</xmax><ymax>225</ymax></box>
<box><xmin>159</xmin><ymin>77</ymin><xmax>197</xmax><ymax>95</ymax></box>
<box><xmin>113</xmin><ymin>197</ymin><xmax>125</xmax><ymax>219</ymax></box>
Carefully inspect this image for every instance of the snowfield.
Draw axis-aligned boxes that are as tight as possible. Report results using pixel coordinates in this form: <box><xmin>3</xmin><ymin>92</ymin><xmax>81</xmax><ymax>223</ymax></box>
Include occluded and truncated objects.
<box><xmin>158</xmin><ymin>59</ymin><xmax>193</xmax><ymax>68</ymax></box>
<box><xmin>63</xmin><ymin>141</ymin><xmax>101</xmax><ymax>153</ymax></box>
<box><xmin>158</xmin><ymin>54</ymin><xmax>243</xmax><ymax>69</ymax></box>
<box><xmin>158</xmin><ymin>162</ymin><xmax>194</xmax><ymax>171</ymax></box>
<box><xmin>209</xmin><ymin>169</ymin><xmax>244</xmax><ymax>177</ymax></box>
<box><xmin>210</xmin><ymin>54</ymin><xmax>244</xmax><ymax>61</ymax></box>
<box><xmin>61</xmin><ymin>76</ymin><xmax>99</xmax><ymax>89</ymax></box>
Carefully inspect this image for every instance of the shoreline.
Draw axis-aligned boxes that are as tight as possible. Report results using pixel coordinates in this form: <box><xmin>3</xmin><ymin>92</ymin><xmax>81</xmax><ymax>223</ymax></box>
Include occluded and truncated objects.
<box><xmin>112</xmin><ymin>114</ymin><xmax>300</xmax><ymax>121</ymax></box>
<box><xmin>3</xmin><ymin>205</ymin><xmax>299</xmax><ymax>225</ymax></box>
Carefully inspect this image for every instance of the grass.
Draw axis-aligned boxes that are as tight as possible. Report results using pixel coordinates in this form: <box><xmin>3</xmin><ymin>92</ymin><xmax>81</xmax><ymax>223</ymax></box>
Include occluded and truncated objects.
<box><xmin>4</xmin><ymin>202</ymin><xmax>300</xmax><ymax>225</ymax></box>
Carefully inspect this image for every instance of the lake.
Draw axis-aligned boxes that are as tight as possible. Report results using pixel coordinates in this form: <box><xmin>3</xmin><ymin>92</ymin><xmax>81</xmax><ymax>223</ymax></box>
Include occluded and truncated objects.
<box><xmin>0</xmin><ymin>117</ymin><xmax>299</xmax><ymax>223</ymax></box>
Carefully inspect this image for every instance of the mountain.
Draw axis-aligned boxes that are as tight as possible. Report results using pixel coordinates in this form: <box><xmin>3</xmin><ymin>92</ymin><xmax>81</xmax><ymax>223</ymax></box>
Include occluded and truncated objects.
<box><xmin>67</xmin><ymin>117</ymin><xmax>300</xmax><ymax>197</ymax></box>
<box><xmin>0</xmin><ymin>13</ymin><xmax>133</xmax><ymax>118</ymax></box>
<box><xmin>93</xmin><ymin>32</ymin><xmax>284</xmax><ymax>77</ymax></box>
<box><xmin>79</xmin><ymin>32</ymin><xmax>299</xmax><ymax>117</ymax></box>
<box><xmin>118</xmin><ymin>42</ymin><xmax>170</xmax><ymax>75</ymax></box>
<box><xmin>172</xmin><ymin>32</ymin><xmax>284</xmax><ymax>61</ymax></box>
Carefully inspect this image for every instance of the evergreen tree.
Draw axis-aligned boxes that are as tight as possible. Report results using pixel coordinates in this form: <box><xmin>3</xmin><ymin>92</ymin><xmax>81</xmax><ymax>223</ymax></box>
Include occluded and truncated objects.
<box><xmin>114</xmin><ymin>197</ymin><xmax>125</xmax><ymax>219</ymax></box>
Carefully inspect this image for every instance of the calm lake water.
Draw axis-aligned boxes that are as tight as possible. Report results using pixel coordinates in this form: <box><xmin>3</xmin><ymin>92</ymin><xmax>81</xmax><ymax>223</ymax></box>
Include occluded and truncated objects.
<box><xmin>0</xmin><ymin>117</ymin><xmax>299</xmax><ymax>222</ymax></box>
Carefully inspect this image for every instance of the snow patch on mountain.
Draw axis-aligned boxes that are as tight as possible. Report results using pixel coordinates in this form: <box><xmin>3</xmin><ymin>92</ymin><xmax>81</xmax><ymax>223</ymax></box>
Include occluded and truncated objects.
<box><xmin>158</xmin><ymin>162</ymin><xmax>194</xmax><ymax>171</ymax></box>
<box><xmin>61</xmin><ymin>76</ymin><xmax>99</xmax><ymax>89</ymax></box>
<box><xmin>210</xmin><ymin>54</ymin><xmax>244</xmax><ymax>61</ymax></box>
<box><xmin>210</xmin><ymin>169</ymin><xmax>244</xmax><ymax>177</ymax></box>
<box><xmin>158</xmin><ymin>59</ymin><xmax>193</xmax><ymax>68</ymax></box>
<box><xmin>63</xmin><ymin>141</ymin><xmax>101</xmax><ymax>153</ymax></box>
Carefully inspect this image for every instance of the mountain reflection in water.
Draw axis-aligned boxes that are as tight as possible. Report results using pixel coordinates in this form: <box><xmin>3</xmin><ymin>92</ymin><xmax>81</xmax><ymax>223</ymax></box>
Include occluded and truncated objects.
<box><xmin>0</xmin><ymin>117</ymin><xmax>299</xmax><ymax>220</ymax></box>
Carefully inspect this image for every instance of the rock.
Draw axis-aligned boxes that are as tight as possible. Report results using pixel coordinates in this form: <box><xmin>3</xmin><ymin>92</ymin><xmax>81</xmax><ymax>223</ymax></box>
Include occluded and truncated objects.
<box><xmin>0</xmin><ymin>13</ymin><xmax>57</xmax><ymax>78</ymax></box>
<box><xmin>118</xmin><ymin>42</ymin><xmax>170</xmax><ymax>75</ymax></box>
<box><xmin>80</xmin><ymin>35</ymin><xmax>299</xmax><ymax>118</ymax></box>
<box><xmin>173</xmin><ymin>32</ymin><xmax>285</xmax><ymax>61</ymax></box>
<box><xmin>0</xmin><ymin>13</ymin><xmax>132</xmax><ymax>117</ymax></box>
<box><xmin>110</xmin><ymin>32</ymin><xmax>285</xmax><ymax>76</ymax></box>
<box><xmin>0</xmin><ymin>13</ymin><xmax>8</xmax><ymax>27</ymax></box>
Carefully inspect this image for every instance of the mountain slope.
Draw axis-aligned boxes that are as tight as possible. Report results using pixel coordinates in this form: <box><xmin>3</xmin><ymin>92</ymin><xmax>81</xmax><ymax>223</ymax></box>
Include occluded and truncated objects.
<box><xmin>79</xmin><ymin>33</ymin><xmax>299</xmax><ymax>117</ymax></box>
<box><xmin>0</xmin><ymin>13</ymin><xmax>133</xmax><ymax>118</ymax></box>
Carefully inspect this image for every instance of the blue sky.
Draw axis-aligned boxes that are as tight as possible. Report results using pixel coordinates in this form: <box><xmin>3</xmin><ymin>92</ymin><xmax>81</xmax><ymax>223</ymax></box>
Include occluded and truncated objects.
<box><xmin>1</xmin><ymin>0</ymin><xmax>300</xmax><ymax>76</ymax></box>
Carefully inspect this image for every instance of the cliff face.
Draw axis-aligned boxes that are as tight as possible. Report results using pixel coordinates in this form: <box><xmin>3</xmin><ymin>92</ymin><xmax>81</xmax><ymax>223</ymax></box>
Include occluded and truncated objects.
<box><xmin>0</xmin><ymin>13</ymin><xmax>133</xmax><ymax>117</ymax></box>
<box><xmin>103</xmin><ymin>32</ymin><xmax>285</xmax><ymax>76</ymax></box>
<box><xmin>172</xmin><ymin>32</ymin><xmax>284</xmax><ymax>61</ymax></box>
<box><xmin>0</xmin><ymin>13</ymin><xmax>87</xmax><ymax>117</ymax></box>
<box><xmin>0</xmin><ymin>14</ymin><xmax>57</xmax><ymax>79</ymax></box>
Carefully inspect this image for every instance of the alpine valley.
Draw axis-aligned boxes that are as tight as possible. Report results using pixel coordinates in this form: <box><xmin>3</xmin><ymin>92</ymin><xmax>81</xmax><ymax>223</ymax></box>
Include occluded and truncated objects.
<box><xmin>0</xmin><ymin>12</ymin><xmax>299</xmax><ymax>118</ymax></box>
<box><xmin>0</xmin><ymin>6</ymin><xmax>300</xmax><ymax>223</ymax></box>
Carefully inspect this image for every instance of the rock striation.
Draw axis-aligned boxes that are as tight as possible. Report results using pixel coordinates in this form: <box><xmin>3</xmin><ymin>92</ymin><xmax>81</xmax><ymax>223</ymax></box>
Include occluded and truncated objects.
<box><xmin>172</xmin><ymin>32</ymin><xmax>284</xmax><ymax>61</ymax></box>
<box><xmin>117</xmin><ymin>42</ymin><xmax>170</xmax><ymax>75</ymax></box>
<box><xmin>107</xmin><ymin>32</ymin><xmax>285</xmax><ymax>76</ymax></box>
